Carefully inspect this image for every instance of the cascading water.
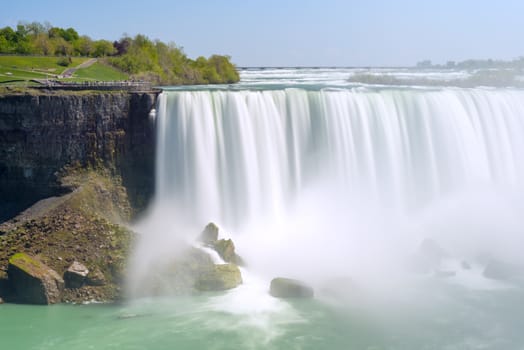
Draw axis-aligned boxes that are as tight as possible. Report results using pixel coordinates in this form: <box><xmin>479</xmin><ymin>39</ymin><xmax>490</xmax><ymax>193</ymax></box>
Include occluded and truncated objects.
<box><xmin>144</xmin><ymin>85</ymin><xmax>524</xmax><ymax>278</ymax></box>
<box><xmin>155</xmin><ymin>87</ymin><xmax>524</xmax><ymax>224</ymax></box>
<box><xmin>124</xmin><ymin>69</ymin><xmax>524</xmax><ymax>349</ymax></box>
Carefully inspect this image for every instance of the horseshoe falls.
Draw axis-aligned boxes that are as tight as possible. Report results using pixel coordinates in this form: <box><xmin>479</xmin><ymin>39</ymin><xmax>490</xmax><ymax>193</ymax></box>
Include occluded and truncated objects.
<box><xmin>155</xmin><ymin>87</ymin><xmax>524</xmax><ymax>225</ymax></box>
<box><xmin>125</xmin><ymin>69</ymin><xmax>524</xmax><ymax>349</ymax></box>
<box><xmin>149</xmin><ymin>83</ymin><xmax>524</xmax><ymax>285</ymax></box>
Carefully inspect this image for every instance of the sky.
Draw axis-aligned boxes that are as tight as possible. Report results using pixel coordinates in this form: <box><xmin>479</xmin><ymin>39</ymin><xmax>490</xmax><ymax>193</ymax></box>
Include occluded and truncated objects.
<box><xmin>3</xmin><ymin>0</ymin><xmax>524</xmax><ymax>67</ymax></box>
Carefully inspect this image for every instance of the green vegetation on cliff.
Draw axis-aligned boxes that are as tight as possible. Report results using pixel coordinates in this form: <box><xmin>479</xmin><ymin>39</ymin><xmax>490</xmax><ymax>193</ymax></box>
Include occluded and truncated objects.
<box><xmin>0</xmin><ymin>21</ymin><xmax>239</xmax><ymax>85</ymax></box>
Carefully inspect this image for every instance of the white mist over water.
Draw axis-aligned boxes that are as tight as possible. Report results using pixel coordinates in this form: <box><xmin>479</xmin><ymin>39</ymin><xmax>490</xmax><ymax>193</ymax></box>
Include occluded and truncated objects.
<box><xmin>131</xmin><ymin>70</ymin><xmax>524</xmax><ymax>303</ymax></box>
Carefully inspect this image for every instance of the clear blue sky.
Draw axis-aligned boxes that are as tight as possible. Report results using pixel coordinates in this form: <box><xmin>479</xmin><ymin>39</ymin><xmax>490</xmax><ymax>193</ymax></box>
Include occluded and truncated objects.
<box><xmin>3</xmin><ymin>0</ymin><xmax>524</xmax><ymax>67</ymax></box>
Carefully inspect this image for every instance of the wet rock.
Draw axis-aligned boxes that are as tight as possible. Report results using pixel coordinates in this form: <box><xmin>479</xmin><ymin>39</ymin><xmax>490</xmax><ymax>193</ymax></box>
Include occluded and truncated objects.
<box><xmin>483</xmin><ymin>260</ymin><xmax>521</xmax><ymax>280</ymax></box>
<box><xmin>199</xmin><ymin>223</ymin><xmax>219</xmax><ymax>245</ymax></box>
<box><xmin>64</xmin><ymin>261</ymin><xmax>89</xmax><ymax>289</ymax></box>
<box><xmin>270</xmin><ymin>277</ymin><xmax>314</xmax><ymax>298</ymax></box>
<box><xmin>86</xmin><ymin>267</ymin><xmax>106</xmax><ymax>286</ymax></box>
<box><xmin>7</xmin><ymin>253</ymin><xmax>64</xmax><ymax>304</ymax></box>
<box><xmin>195</xmin><ymin>263</ymin><xmax>242</xmax><ymax>291</ymax></box>
<box><xmin>213</xmin><ymin>239</ymin><xmax>244</xmax><ymax>266</ymax></box>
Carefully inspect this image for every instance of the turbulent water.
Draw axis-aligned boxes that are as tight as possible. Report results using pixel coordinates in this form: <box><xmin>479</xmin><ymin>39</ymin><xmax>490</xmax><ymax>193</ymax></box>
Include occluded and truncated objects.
<box><xmin>3</xmin><ymin>68</ymin><xmax>524</xmax><ymax>349</ymax></box>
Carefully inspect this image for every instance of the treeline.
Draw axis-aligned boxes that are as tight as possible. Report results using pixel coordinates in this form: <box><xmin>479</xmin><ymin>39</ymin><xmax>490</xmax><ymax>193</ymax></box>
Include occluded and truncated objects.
<box><xmin>416</xmin><ymin>57</ymin><xmax>524</xmax><ymax>70</ymax></box>
<box><xmin>0</xmin><ymin>21</ymin><xmax>239</xmax><ymax>85</ymax></box>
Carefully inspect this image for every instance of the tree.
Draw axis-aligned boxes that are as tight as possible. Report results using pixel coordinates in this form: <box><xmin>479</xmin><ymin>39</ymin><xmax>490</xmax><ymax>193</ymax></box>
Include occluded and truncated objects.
<box><xmin>62</xmin><ymin>27</ymin><xmax>79</xmax><ymax>42</ymax></box>
<box><xmin>33</xmin><ymin>33</ymin><xmax>53</xmax><ymax>55</ymax></box>
<box><xmin>93</xmin><ymin>40</ymin><xmax>116</xmax><ymax>57</ymax></box>
<box><xmin>113</xmin><ymin>37</ymin><xmax>130</xmax><ymax>55</ymax></box>
<box><xmin>52</xmin><ymin>37</ymin><xmax>73</xmax><ymax>56</ymax></box>
<box><xmin>74</xmin><ymin>36</ymin><xmax>93</xmax><ymax>56</ymax></box>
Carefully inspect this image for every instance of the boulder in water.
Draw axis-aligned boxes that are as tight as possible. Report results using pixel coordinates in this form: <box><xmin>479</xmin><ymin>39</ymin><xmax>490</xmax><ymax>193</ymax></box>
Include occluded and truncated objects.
<box><xmin>269</xmin><ymin>277</ymin><xmax>314</xmax><ymax>298</ymax></box>
<box><xmin>7</xmin><ymin>253</ymin><xmax>64</xmax><ymax>304</ymax></box>
<box><xmin>64</xmin><ymin>261</ymin><xmax>89</xmax><ymax>289</ymax></box>
<box><xmin>483</xmin><ymin>260</ymin><xmax>521</xmax><ymax>280</ymax></box>
<box><xmin>195</xmin><ymin>263</ymin><xmax>242</xmax><ymax>291</ymax></box>
<box><xmin>213</xmin><ymin>239</ymin><xmax>244</xmax><ymax>266</ymax></box>
<box><xmin>199</xmin><ymin>223</ymin><xmax>219</xmax><ymax>246</ymax></box>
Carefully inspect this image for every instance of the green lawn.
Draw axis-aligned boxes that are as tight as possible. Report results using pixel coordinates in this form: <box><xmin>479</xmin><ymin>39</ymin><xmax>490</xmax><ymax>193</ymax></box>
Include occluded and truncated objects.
<box><xmin>72</xmin><ymin>62</ymin><xmax>129</xmax><ymax>81</ymax></box>
<box><xmin>0</xmin><ymin>66</ymin><xmax>59</xmax><ymax>82</ymax></box>
<box><xmin>0</xmin><ymin>55</ymin><xmax>88</xmax><ymax>74</ymax></box>
<box><xmin>0</xmin><ymin>56</ymin><xmax>129</xmax><ymax>84</ymax></box>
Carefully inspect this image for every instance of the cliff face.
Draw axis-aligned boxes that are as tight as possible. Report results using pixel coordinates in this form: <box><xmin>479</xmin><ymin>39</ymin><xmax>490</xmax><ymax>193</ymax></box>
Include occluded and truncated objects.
<box><xmin>0</xmin><ymin>92</ymin><xmax>158</xmax><ymax>220</ymax></box>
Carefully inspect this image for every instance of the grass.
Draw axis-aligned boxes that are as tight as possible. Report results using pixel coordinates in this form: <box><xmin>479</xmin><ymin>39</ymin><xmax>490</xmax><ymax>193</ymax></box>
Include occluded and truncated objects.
<box><xmin>0</xmin><ymin>56</ymin><xmax>129</xmax><ymax>84</ymax></box>
<box><xmin>0</xmin><ymin>55</ymin><xmax>87</xmax><ymax>70</ymax></box>
<box><xmin>0</xmin><ymin>67</ymin><xmax>55</xmax><ymax>82</ymax></box>
<box><xmin>70</xmin><ymin>62</ymin><xmax>129</xmax><ymax>81</ymax></box>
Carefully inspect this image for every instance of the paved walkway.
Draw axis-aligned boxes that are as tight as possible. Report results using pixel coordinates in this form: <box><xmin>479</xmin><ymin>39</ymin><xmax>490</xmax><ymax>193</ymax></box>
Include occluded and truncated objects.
<box><xmin>61</xmin><ymin>58</ymin><xmax>98</xmax><ymax>78</ymax></box>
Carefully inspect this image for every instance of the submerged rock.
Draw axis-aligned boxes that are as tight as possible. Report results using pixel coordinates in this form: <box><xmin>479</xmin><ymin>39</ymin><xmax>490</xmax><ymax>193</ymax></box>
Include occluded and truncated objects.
<box><xmin>269</xmin><ymin>277</ymin><xmax>314</xmax><ymax>298</ymax></box>
<box><xmin>64</xmin><ymin>261</ymin><xmax>89</xmax><ymax>289</ymax></box>
<box><xmin>195</xmin><ymin>263</ymin><xmax>242</xmax><ymax>291</ymax></box>
<box><xmin>7</xmin><ymin>253</ymin><xmax>64</xmax><ymax>304</ymax></box>
<box><xmin>199</xmin><ymin>223</ymin><xmax>219</xmax><ymax>245</ymax></box>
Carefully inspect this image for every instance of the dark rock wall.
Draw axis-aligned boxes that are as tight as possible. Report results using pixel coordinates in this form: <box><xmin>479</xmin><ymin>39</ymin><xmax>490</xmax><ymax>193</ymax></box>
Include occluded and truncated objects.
<box><xmin>0</xmin><ymin>92</ymin><xmax>158</xmax><ymax>220</ymax></box>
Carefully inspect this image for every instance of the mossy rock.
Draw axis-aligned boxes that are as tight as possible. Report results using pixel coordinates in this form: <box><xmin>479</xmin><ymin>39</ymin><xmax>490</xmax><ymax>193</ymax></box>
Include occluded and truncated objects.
<box><xmin>212</xmin><ymin>239</ymin><xmax>240</xmax><ymax>263</ymax></box>
<box><xmin>269</xmin><ymin>277</ymin><xmax>314</xmax><ymax>298</ymax></box>
<box><xmin>195</xmin><ymin>263</ymin><xmax>242</xmax><ymax>291</ymax></box>
<box><xmin>8</xmin><ymin>253</ymin><xmax>64</xmax><ymax>304</ymax></box>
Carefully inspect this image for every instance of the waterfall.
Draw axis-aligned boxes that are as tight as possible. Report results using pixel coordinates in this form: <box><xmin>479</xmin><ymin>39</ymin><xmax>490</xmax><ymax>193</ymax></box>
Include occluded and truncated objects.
<box><xmin>127</xmin><ymin>84</ymin><xmax>524</xmax><ymax>290</ymax></box>
<box><xmin>155</xmin><ymin>88</ymin><xmax>524</xmax><ymax>229</ymax></box>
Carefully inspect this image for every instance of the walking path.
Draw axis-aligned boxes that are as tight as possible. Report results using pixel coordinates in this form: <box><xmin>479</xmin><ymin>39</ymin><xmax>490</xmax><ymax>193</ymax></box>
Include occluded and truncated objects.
<box><xmin>61</xmin><ymin>58</ymin><xmax>98</xmax><ymax>78</ymax></box>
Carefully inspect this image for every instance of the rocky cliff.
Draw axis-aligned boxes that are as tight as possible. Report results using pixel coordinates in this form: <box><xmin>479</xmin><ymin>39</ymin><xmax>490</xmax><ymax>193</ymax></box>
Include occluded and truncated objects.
<box><xmin>0</xmin><ymin>91</ymin><xmax>158</xmax><ymax>221</ymax></box>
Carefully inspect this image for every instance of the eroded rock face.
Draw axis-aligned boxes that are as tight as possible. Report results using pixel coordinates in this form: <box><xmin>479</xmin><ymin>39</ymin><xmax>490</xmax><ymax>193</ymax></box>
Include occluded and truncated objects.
<box><xmin>64</xmin><ymin>261</ymin><xmax>89</xmax><ymax>289</ymax></box>
<box><xmin>7</xmin><ymin>253</ymin><xmax>64</xmax><ymax>304</ymax></box>
<box><xmin>269</xmin><ymin>277</ymin><xmax>314</xmax><ymax>298</ymax></box>
<box><xmin>0</xmin><ymin>92</ymin><xmax>158</xmax><ymax>220</ymax></box>
<box><xmin>195</xmin><ymin>263</ymin><xmax>242</xmax><ymax>291</ymax></box>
